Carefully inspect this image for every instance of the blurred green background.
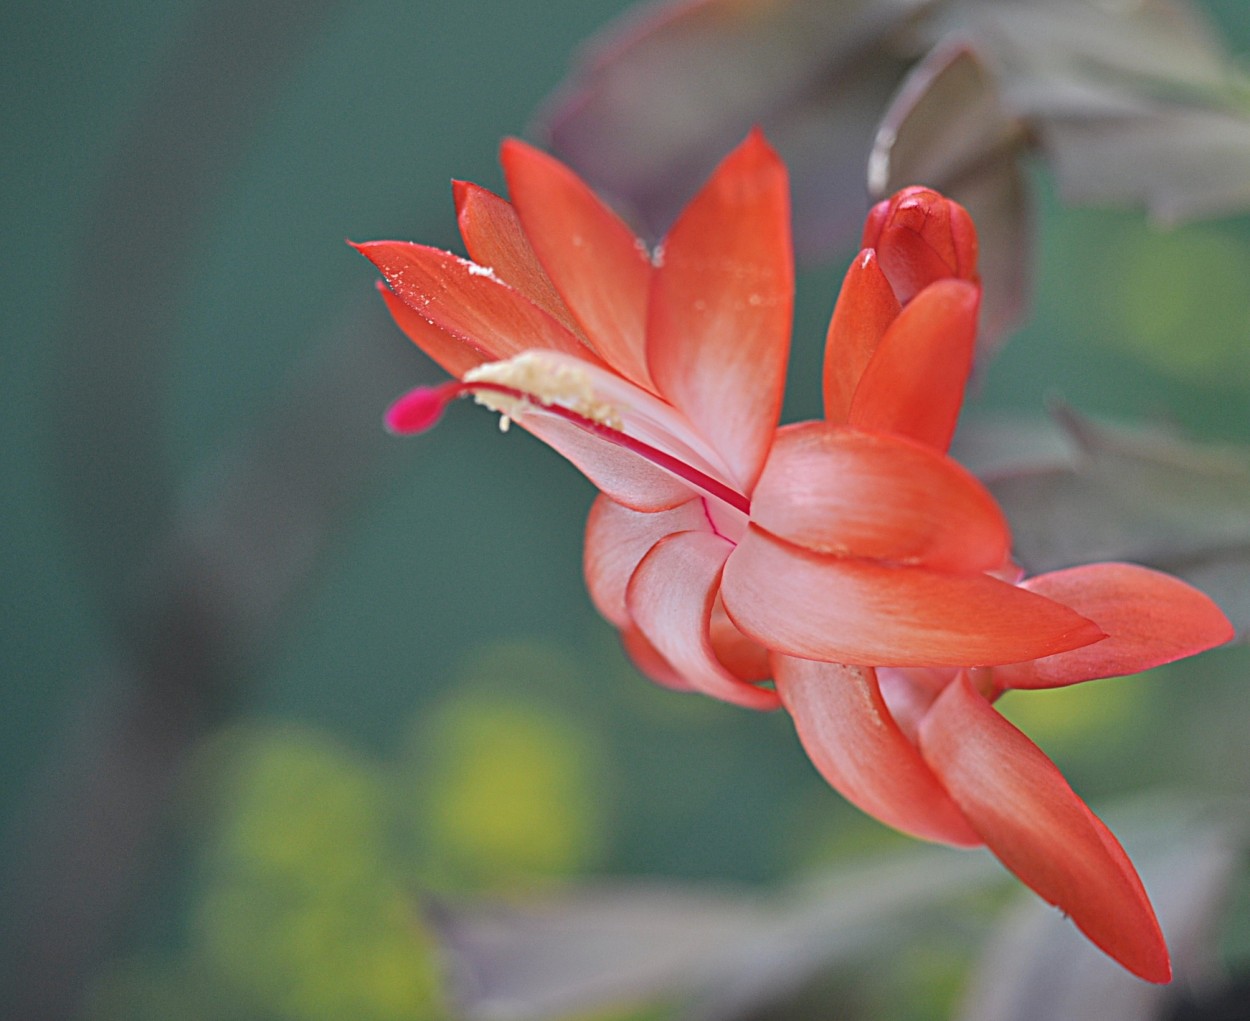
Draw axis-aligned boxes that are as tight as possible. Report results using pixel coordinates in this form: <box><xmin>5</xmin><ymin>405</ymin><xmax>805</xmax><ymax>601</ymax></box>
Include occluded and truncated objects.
<box><xmin>3</xmin><ymin>2</ymin><xmax>1249</xmax><ymax>1019</ymax></box>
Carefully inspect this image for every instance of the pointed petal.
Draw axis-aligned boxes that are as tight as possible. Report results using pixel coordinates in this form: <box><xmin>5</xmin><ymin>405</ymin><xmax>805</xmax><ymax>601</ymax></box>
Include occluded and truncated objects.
<box><xmin>775</xmin><ymin>656</ymin><xmax>980</xmax><ymax>845</ymax></box>
<box><xmin>377</xmin><ymin>282</ymin><xmax>490</xmax><ymax>377</ymax></box>
<box><xmin>501</xmin><ymin>140</ymin><xmax>654</xmax><ymax>389</ymax></box>
<box><xmin>453</xmin><ymin>180</ymin><xmax>583</xmax><ymax>336</ymax></box>
<box><xmin>521</xmin><ymin>415</ymin><xmax>695</xmax><ymax>512</ymax></box>
<box><xmin>823</xmin><ymin>251</ymin><xmax>900</xmax><ymax>423</ymax></box>
<box><xmin>647</xmin><ymin>130</ymin><xmax>793</xmax><ymax>493</ymax></box>
<box><xmin>354</xmin><ymin>240</ymin><xmax>599</xmax><ymax>368</ymax></box>
<box><xmin>627</xmin><ymin>531</ymin><xmax>781</xmax><ymax>711</ymax></box>
<box><xmin>720</xmin><ymin>526</ymin><xmax>1103</xmax><ymax>667</ymax></box>
<box><xmin>583</xmin><ymin>495</ymin><xmax>707</xmax><ymax>627</ymax></box>
<box><xmin>998</xmin><ymin>563</ymin><xmax>1235</xmax><ymax>688</ymax></box>
<box><xmin>619</xmin><ymin>625</ymin><xmax>694</xmax><ymax>693</ymax></box>
<box><xmin>919</xmin><ymin>673</ymin><xmax>1171</xmax><ymax>982</ymax></box>
<box><xmin>751</xmin><ymin>422</ymin><xmax>1010</xmax><ymax>573</ymax></box>
<box><xmin>847</xmin><ymin>278</ymin><xmax>979</xmax><ymax>451</ymax></box>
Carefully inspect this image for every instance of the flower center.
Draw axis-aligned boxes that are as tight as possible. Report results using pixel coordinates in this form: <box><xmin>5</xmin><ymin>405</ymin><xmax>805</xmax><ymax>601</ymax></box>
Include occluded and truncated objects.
<box><xmin>385</xmin><ymin>354</ymin><xmax>751</xmax><ymax>515</ymax></box>
<box><xmin>464</xmin><ymin>353</ymin><xmax>622</xmax><ymax>432</ymax></box>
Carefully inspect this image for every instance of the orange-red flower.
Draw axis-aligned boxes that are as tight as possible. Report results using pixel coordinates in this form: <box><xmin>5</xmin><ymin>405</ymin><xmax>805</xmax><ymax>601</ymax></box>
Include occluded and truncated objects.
<box><xmin>355</xmin><ymin>132</ymin><xmax>1232</xmax><ymax>981</ymax></box>
<box><xmin>357</xmin><ymin>135</ymin><xmax>1093</xmax><ymax>705</ymax></box>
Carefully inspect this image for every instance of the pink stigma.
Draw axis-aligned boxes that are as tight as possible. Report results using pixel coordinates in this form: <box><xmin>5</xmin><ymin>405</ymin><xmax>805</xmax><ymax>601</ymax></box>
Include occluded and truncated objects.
<box><xmin>384</xmin><ymin>383</ymin><xmax>458</xmax><ymax>435</ymax></box>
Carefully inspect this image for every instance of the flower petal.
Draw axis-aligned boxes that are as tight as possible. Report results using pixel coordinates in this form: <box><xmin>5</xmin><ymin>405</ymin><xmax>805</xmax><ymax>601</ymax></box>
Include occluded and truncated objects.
<box><xmin>646</xmin><ymin>130</ymin><xmax>792</xmax><ymax>494</ymax></box>
<box><xmin>822</xmin><ymin>250</ymin><xmax>899</xmax><ymax>423</ymax></box>
<box><xmin>720</xmin><ymin>526</ymin><xmax>1103</xmax><ymax>667</ymax></box>
<box><xmin>619</xmin><ymin>625</ymin><xmax>693</xmax><ymax>693</ymax></box>
<box><xmin>997</xmin><ymin>562</ymin><xmax>1235</xmax><ymax>688</ymax></box>
<box><xmin>376</xmin><ymin>282</ymin><xmax>490</xmax><ymax>377</ymax></box>
<box><xmin>919</xmin><ymin>672</ymin><xmax>1171</xmax><ymax>982</ymax></box>
<box><xmin>709</xmin><ymin>596</ymin><xmax>771</xmax><ymax>682</ymax></box>
<box><xmin>877</xmin><ymin>666</ymin><xmax>955</xmax><ymax>744</ymax></box>
<box><xmin>521</xmin><ymin>415</ymin><xmax>695</xmax><ymax>512</ymax></box>
<box><xmin>865</xmin><ymin>187</ymin><xmax>979</xmax><ymax>304</ymax></box>
<box><xmin>627</xmin><ymin>531</ymin><xmax>781</xmax><ymax>711</ymax></box>
<box><xmin>453</xmin><ymin>179</ymin><xmax>584</xmax><ymax>336</ymax></box>
<box><xmin>847</xmin><ymin>278</ymin><xmax>979</xmax><ymax>451</ymax></box>
<box><xmin>500</xmin><ymin>140</ymin><xmax>654</xmax><ymax>389</ymax></box>
<box><xmin>774</xmin><ymin>656</ymin><xmax>980</xmax><ymax>845</ymax></box>
<box><xmin>750</xmin><ymin>422</ymin><xmax>1010</xmax><ymax>572</ymax></box>
<box><xmin>505</xmin><ymin>352</ymin><xmax>732</xmax><ymax>487</ymax></box>
<box><xmin>354</xmin><ymin>240</ymin><xmax>599</xmax><ymax>367</ymax></box>
<box><xmin>583</xmin><ymin>495</ymin><xmax>708</xmax><ymax>627</ymax></box>
<box><xmin>472</xmin><ymin>349</ymin><xmax>738</xmax><ymax>511</ymax></box>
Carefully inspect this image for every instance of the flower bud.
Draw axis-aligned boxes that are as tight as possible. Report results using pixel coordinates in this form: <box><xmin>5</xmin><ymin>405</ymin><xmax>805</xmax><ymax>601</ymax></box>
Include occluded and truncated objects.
<box><xmin>862</xmin><ymin>186</ymin><xmax>978</xmax><ymax>305</ymax></box>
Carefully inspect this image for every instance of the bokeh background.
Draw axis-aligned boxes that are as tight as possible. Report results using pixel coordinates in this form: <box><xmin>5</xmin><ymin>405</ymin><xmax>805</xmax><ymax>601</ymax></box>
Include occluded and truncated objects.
<box><xmin>4</xmin><ymin>2</ymin><xmax>1249</xmax><ymax>1018</ymax></box>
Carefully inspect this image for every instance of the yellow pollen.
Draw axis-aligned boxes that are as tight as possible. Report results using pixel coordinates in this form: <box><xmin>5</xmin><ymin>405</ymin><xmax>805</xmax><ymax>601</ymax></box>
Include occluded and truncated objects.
<box><xmin>463</xmin><ymin>353</ymin><xmax>623</xmax><ymax>431</ymax></box>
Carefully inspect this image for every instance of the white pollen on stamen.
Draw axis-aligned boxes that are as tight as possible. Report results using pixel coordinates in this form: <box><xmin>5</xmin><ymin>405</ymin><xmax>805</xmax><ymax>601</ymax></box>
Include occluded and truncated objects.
<box><xmin>458</xmin><ymin>256</ymin><xmax>499</xmax><ymax>280</ymax></box>
<box><xmin>464</xmin><ymin>352</ymin><xmax>623</xmax><ymax>430</ymax></box>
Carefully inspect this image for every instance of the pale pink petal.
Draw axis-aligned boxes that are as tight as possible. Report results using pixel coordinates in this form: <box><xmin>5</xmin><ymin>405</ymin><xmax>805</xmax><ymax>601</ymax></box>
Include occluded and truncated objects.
<box><xmin>822</xmin><ymin>251</ymin><xmax>899</xmax><ymax>423</ymax></box>
<box><xmin>480</xmin><ymin>350</ymin><xmax>739</xmax><ymax>511</ymax></box>
<box><xmin>646</xmin><ymin>130</ymin><xmax>792</xmax><ymax>494</ymax></box>
<box><xmin>847</xmin><ymin>278</ymin><xmax>979</xmax><ymax>451</ymax></box>
<box><xmin>774</xmin><ymin>656</ymin><xmax>980</xmax><ymax>845</ymax></box>
<box><xmin>452</xmin><ymin>179</ymin><xmax>584</xmax><ymax>336</ymax></box>
<box><xmin>709</xmin><ymin>596</ymin><xmax>771</xmax><ymax>682</ymax></box>
<box><xmin>353</xmin><ymin>240</ymin><xmax>601</xmax><ymax>367</ymax></box>
<box><xmin>520</xmin><ymin>415</ymin><xmax>695</xmax><ymax>512</ymax></box>
<box><xmin>876</xmin><ymin>667</ymin><xmax>955</xmax><ymax>744</ymax></box>
<box><xmin>997</xmin><ymin>562</ymin><xmax>1235</xmax><ymax>688</ymax></box>
<box><xmin>919</xmin><ymin>672</ymin><xmax>1171</xmax><ymax>982</ymax></box>
<box><xmin>627</xmin><ymin>531</ymin><xmax>781</xmax><ymax>711</ymax></box>
<box><xmin>583</xmin><ymin>494</ymin><xmax>708</xmax><ymax>627</ymax></box>
<box><xmin>517</xmin><ymin>352</ymin><xmax>734</xmax><ymax>486</ymax></box>
<box><xmin>619</xmin><ymin>625</ymin><xmax>694</xmax><ymax>693</ymax></box>
<box><xmin>720</xmin><ymin>526</ymin><xmax>1103</xmax><ymax>667</ymax></box>
<box><xmin>501</xmin><ymin>140</ymin><xmax>655</xmax><ymax>389</ymax></box>
<box><xmin>376</xmin><ymin>283</ymin><xmax>491</xmax><ymax>377</ymax></box>
<box><xmin>750</xmin><ymin>422</ymin><xmax>1010</xmax><ymax>573</ymax></box>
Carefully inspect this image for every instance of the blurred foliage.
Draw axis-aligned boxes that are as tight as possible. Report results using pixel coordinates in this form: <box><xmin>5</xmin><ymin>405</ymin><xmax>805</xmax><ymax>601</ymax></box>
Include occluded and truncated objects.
<box><xmin>996</xmin><ymin>673</ymin><xmax>1144</xmax><ymax>759</ymax></box>
<box><xmin>405</xmin><ymin>644</ymin><xmax>608</xmax><ymax>889</ymax></box>
<box><xmin>86</xmin><ymin>639</ymin><xmax>611</xmax><ymax>1020</ymax></box>
<box><xmin>973</xmin><ymin>170</ymin><xmax>1250</xmax><ymax>440</ymax></box>
<box><xmin>88</xmin><ymin>722</ymin><xmax>441</xmax><ymax>1020</ymax></box>
<box><xmin>1051</xmin><ymin>212</ymin><xmax>1250</xmax><ymax>388</ymax></box>
<box><xmin>191</xmin><ymin>727</ymin><xmax>439</xmax><ymax>1021</ymax></box>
